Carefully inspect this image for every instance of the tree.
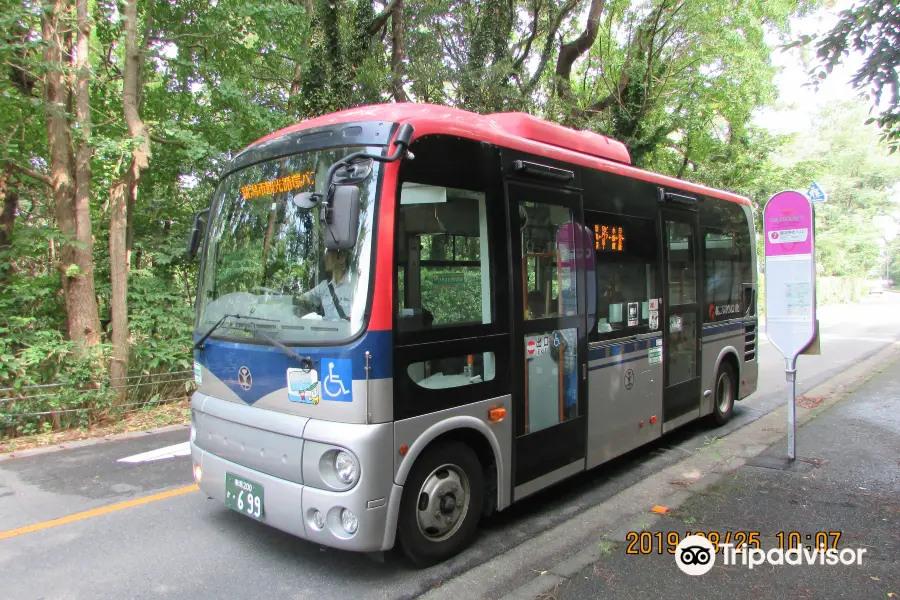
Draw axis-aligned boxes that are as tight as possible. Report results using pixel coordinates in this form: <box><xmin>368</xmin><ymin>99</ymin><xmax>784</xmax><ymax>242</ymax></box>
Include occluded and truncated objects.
<box><xmin>0</xmin><ymin>0</ymin><xmax>834</xmax><ymax>437</ymax></box>
<box><xmin>41</xmin><ymin>0</ymin><xmax>102</xmax><ymax>348</ymax></box>
<box><xmin>771</xmin><ymin>100</ymin><xmax>900</xmax><ymax>278</ymax></box>
<box><xmin>106</xmin><ymin>0</ymin><xmax>155</xmax><ymax>399</ymax></box>
<box><xmin>812</xmin><ymin>0</ymin><xmax>900</xmax><ymax>152</ymax></box>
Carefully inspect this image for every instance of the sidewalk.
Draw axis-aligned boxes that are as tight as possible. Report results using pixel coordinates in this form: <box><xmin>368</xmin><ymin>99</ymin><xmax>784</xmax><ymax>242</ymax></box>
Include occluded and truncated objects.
<box><xmin>527</xmin><ymin>357</ymin><xmax>900</xmax><ymax>599</ymax></box>
<box><xmin>420</xmin><ymin>343</ymin><xmax>900</xmax><ymax>600</ymax></box>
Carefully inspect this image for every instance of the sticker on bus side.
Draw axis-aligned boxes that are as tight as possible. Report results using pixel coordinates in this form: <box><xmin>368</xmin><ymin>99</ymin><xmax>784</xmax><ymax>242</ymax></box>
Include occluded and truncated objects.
<box><xmin>193</xmin><ymin>361</ymin><xmax>202</xmax><ymax>385</ymax></box>
<box><xmin>526</xmin><ymin>335</ymin><xmax>551</xmax><ymax>358</ymax></box>
<box><xmin>648</xmin><ymin>347</ymin><xmax>663</xmax><ymax>365</ymax></box>
<box><xmin>627</xmin><ymin>302</ymin><xmax>639</xmax><ymax>327</ymax></box>
<box><xmin>287</xmin><ymin>368</ymin><xmax>319</xmax><ymax>404</ymax></box>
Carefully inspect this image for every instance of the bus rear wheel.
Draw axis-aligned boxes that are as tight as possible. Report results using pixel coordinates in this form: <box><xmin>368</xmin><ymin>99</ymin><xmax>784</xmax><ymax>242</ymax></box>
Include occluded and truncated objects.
<box><xmin>712</xmin><ymin>362</ymin><xmax>736</xmax><ymax>425</ymax></box>
<box><xmin>397</xmin><ymin>441</ymin><xmax>484</xmax><ymax>567</ymax></box>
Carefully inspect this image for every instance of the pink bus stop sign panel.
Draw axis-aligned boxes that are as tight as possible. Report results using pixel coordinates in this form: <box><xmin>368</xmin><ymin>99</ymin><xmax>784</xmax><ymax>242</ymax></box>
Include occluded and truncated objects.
<box><xmin>764</xmin><ymin>191</ymin><xmax>813</xmax><ymax>257</ymax></box>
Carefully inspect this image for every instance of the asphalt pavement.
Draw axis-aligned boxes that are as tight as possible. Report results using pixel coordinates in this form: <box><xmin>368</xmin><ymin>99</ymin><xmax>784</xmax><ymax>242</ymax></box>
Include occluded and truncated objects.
<box><xmin>1</xmin><ymin>293</ymin><xmax>899</xmax><ymax>600</ymax></box>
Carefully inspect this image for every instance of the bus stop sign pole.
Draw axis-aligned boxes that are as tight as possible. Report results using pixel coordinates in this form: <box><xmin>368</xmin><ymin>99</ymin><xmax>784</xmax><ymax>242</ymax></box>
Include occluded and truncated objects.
<box><xmin>763</xmin><ymin>190</ymin><xmax>816</xmax><ymax>461</ymax></box>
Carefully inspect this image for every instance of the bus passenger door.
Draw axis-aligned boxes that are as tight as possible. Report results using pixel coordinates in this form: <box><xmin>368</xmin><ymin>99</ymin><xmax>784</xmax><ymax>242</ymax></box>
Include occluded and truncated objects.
<box><xmin>507</xmin><ymin>180</ymin><xmax>588</xmax><ymax>501</ymax></box>
<box><xmin>661</xmin><ymin>209</ymin><xmax>702</xmax><ymax>429</ymax></box>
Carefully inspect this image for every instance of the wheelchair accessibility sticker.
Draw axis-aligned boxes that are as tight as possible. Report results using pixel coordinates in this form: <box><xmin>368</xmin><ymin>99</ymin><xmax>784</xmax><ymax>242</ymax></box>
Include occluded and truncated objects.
<box><xmin>287</xmin><ymin>368</ymin><xmax>319</xmax><ymax>404</ymax></box>
<box><xmin>320</xmin><ymin>358</ymin><xmax>353</xmax><ymax>402</ymax></box>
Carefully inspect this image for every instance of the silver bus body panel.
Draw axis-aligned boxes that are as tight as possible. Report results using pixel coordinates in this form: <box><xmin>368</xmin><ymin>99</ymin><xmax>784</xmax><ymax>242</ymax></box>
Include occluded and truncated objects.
<box><xmin>740</xmin><ymin>320</ymin><xmax>759</xmax><ymax>399</ymax></box>
<box><xmin>514</xmin><ymin>459</ymin><xmax>584</xmax><ymax>502</ymax></box>
<box><xmin>392</xmin><ymin>395</ymin><xmax>513</xmax><ymax>511</ymax></box>
<box><xmin>191</xmin><ymin>392</ymin><xmax>396</xmax><ymax>552</ymax></box>
<box><xmin>661</xmin><ymin>410</ymin><xmax>699</xmax><ymax>433</ymax></box>
<box><xmin>585</xmin><ymin>334</ymin><xmax>664</xmax><ymax>469</ymax></box>
<box><xmin>194</xmin><ymin>411</ymin><xmax>306</xmax><ymax>484</ymax></box>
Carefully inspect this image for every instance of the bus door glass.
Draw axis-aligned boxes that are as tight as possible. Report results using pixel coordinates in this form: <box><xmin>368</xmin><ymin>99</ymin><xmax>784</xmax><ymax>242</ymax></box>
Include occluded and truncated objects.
<box><xmin>507</xmin><ymin>180</ymin><xmax>588</xmax><ymax>498</ymax></box>
<box><xmin>661</xmin><ymin>209</ymin><xmax>702</xmax><ymax>425</ymax></box>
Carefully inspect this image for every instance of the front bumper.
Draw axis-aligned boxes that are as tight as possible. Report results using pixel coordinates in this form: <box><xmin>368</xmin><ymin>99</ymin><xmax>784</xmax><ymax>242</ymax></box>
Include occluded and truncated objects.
<box><xmin>190</xmin><ymin>392</ymin><xmax>400</xmax><ymax>553</ymax></box>
<box><xmin>192</xmin><ymin>442</ymin><xmax>399</xmax><ymax>552</ymax></box>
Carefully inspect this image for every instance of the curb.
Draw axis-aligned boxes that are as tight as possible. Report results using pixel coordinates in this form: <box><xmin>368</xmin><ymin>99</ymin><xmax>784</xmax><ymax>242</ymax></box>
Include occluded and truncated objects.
<box><xmin>0</xmin><ymin>422</ymin><xmax>190</xmax><ymax>463</ymax></box>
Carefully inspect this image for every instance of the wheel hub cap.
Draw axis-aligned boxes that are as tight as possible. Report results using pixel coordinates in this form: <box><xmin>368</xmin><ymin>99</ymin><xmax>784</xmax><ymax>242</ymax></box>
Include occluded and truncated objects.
<box><xmin>416</xmin><ymin>464</ymin><xmax>470</xmax><ymax>542</ymax></box>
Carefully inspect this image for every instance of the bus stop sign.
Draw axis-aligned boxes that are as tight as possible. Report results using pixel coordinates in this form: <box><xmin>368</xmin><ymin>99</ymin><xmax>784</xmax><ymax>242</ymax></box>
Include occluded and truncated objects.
<box><xmin>764</xmin><ymin>191</ymin><xmax>816</xmax><ymax>358</ymax></box>
<box><xmin>763</xmin><ymin>190</ymin><xmax>816</xmax><ymax>460</ymax></box>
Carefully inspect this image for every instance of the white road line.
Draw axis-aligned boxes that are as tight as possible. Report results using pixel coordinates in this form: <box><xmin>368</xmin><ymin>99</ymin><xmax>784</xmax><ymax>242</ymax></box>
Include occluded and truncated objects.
<box><xmin>117</xmin><ymin>441</ymin><xmax>191</xmax><ymax>464</ymax></box>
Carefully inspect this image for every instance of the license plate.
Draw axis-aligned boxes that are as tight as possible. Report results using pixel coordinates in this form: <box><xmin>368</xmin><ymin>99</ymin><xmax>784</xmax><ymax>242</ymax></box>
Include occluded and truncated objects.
<box><xmin>225</xmin><ymin>472</ymin><xmax>264</xmax><ymax>520</ymax></box>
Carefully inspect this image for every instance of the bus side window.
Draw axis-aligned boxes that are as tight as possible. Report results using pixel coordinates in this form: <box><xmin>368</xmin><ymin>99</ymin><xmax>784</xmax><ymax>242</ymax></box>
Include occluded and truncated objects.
<box><xmin>519</xmin><ymin>202</ymin><xmax>578</xmax><ymax>319</ymax></box>
<box><xmin>586</xmin><ymin>212</ymin><xmax>658</xmax><ymax>340</ymax></box>
<box><xmin>396</xmin><ymin>183</ymin><xmax>492</xmax><ymax>331</ymax></box>
<box><xmin>407</xmin><ymin>352</ymin><xmax>497</xmax><ymax>389</ymax></box>
<box><xmin>703</xmin><ymin>201</ymin><xmax>753</xmax><ymax>321</ymax></box>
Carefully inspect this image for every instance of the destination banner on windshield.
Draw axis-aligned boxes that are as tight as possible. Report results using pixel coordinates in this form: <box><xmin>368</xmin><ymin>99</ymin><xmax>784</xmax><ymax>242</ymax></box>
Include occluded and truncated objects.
<box><xmin>241</xmin><ymin>170</ymin><xmax>315</xmax><ymax>200</ymax></box>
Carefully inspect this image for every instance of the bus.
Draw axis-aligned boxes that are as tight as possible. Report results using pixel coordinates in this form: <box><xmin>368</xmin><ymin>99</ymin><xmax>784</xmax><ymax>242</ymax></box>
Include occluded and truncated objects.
<box><xmin>187</xmin><ymin>103</ymin><xmax>758</xmax><ymax>566</ymax></box>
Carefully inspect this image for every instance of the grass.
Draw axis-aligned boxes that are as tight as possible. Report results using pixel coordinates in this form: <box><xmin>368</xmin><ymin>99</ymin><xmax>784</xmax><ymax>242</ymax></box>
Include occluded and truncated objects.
<box><xmin>2</xmin><ymin>398</ymin><xmax>190</xmax><ymax>454</ymax></box>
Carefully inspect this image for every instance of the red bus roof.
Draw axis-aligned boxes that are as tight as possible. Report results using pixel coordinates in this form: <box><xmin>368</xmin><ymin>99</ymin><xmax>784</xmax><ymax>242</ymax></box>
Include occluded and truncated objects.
<box><xmin>250</xmin><ymin>103</ymin><xmax>751</xmax><ymax>207</ymax></box>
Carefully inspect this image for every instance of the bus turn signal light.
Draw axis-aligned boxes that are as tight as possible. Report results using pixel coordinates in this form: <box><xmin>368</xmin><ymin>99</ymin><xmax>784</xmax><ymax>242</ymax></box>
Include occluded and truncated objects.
<box><xmin>650</xmin><ymin>415</ymin><xmax>657</xmax><ymax>424</ymax></box>
<box><xmin>489</xmin><ymin>407</ymin><xmax>506</xmax><ymax>423</ymax></box>
<box><xmin>399</xmin><ymin>444</ymin><xmax>408</xmax><ymax>456</ymax></box>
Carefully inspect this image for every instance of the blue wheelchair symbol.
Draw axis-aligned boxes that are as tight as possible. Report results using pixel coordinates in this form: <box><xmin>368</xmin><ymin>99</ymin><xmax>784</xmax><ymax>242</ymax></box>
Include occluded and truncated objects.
<box><xmin>553</xmin><ymin>332</ymin><xmax>561</xmax><ymax>348</ymax></box>
<box><xmin>321</xmin><ymin>358</ymin><xmax>353</xmax><ymax>402</ymax></box>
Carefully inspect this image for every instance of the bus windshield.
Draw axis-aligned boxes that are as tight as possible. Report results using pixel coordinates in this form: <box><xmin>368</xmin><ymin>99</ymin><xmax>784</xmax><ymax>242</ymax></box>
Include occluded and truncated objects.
<box><xmin>195</xmin><ymin>146</ymin><xmax>381</xmax><ymax>345</ymax></box>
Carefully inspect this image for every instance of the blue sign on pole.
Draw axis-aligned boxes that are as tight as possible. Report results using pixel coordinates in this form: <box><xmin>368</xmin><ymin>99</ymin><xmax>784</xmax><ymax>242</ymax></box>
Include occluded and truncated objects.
<box><xmin>807</xmin><ymin>181</ymin><xmax>827</xmax><ymax>203</ymax></box>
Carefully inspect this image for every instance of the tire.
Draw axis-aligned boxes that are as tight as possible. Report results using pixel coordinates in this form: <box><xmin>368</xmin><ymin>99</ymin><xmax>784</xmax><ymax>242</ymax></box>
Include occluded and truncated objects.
<box><xmin>397</xmin><ymin>441</ymin><xmax>484</xmax><ymax>567</ymax></box>
<box><xmin>712</xmin><ymin>362</ymin><xmax>736</xmax><ymax>425</ymax></box>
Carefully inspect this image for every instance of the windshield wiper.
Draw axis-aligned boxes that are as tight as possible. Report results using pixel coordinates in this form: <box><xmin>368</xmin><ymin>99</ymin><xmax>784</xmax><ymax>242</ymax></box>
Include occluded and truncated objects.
<box><xmin>253</xmin><ymin>330</ymin><xmax>308</xmax><ymax>366</ymax></box>
<box><xmin>194</xmin><ymin>313</ymin><xmax>278</xmax><ymax>350</ymax></box>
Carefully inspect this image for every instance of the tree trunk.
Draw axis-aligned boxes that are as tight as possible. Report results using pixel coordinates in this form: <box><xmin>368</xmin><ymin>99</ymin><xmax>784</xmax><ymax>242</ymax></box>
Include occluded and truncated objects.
<box><xmin>555</xmin><ymin>0</ymin><xmax>606</xmax><ymax>105</ymax></box>
<box><xmin>109</xmin><ymin>0</ymin><xmax>153</xmax><ymax>400</ymax></box>
<box><xmin>0</xmin><ymin>167</ymin><xmax>16</xmax><ymax>251</ymax></box>
<box><xmin>390</xmin><ymin>0</ymin><xmax>409</xmax><ymax>102</ymax></box>
<box><xmin>108</xmin><ymin>178</ymin><xmax>129</xmax><ymax>399</ymax></box>
<box><xmin>42</xmin><ymin>0</ymin><xmax>101</xmax><ymax>348</ymax></box>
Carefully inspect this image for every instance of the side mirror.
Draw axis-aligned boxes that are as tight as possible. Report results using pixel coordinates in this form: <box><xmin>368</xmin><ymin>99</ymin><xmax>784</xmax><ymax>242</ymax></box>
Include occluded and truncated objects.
<box><xmin>322</xmin><ymin>185</ymin><xmax>360</xmax><ymax>250</ymax></box>
<box><xmin>187</xmin><ymin>208</ymin><xmax>210</xmax><ymax>258</ymax></box>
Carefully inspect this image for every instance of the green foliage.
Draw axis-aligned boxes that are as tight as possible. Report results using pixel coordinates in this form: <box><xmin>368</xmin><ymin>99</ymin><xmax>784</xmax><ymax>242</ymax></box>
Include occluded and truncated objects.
<box><xmin>1</xmin><ymin>0</ymin><xmax>893</xmax><ymax>439</ymax></box>
<box><xmin>811</xmin><ymin>0</ymin><xmax>900</xmax><ymax>153</ymax></box>
<box><xmin>771</xmin><ymin>100</ymin><xmax>900</xmax><ymax>279</ymax></box>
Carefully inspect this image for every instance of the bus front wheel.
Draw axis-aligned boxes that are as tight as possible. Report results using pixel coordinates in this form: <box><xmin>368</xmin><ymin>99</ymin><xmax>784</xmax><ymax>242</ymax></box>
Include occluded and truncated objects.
<box><xmin>397</xmin><ymin>441</ymin><xmax>484</xmax><ymax>567</ymax></box>
<box><xmin>712</xmin><ymin>362</ymin><xmax>736</xmax><ymax>425</ymax></box>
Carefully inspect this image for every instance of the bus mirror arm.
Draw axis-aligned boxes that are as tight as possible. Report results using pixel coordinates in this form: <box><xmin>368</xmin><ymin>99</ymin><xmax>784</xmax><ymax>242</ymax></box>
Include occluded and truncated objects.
<box><xmin>304</xmin><ymin>123</ymin><xmax>414</xmax><ymax>249</ymax></box>
<box><xmin>314</xmin><ymin>123</ymin><xmax>416</xmax><ymax>216</ymax></box>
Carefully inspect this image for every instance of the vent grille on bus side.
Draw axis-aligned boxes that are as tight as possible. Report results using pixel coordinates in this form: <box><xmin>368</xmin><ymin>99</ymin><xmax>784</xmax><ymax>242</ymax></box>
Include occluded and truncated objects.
<box><xmin>744</xmin><ymin>324</ymin><xmax>757</xmax><ymax>361</ymax></box>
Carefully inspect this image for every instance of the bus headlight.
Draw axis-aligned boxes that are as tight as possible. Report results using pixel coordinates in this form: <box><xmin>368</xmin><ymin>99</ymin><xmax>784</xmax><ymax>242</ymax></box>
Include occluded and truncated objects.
<box><xmin>334</xmin><ymin>451</ymin><xmax>357</xmax><ymax>485</ymax></box>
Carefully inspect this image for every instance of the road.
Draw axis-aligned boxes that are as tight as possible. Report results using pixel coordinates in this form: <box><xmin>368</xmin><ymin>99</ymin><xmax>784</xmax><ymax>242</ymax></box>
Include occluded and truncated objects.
<box><xmin>2</xmin><ymin>294</ymin><xmax>899</xmax><ymax>600</ymax></box>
